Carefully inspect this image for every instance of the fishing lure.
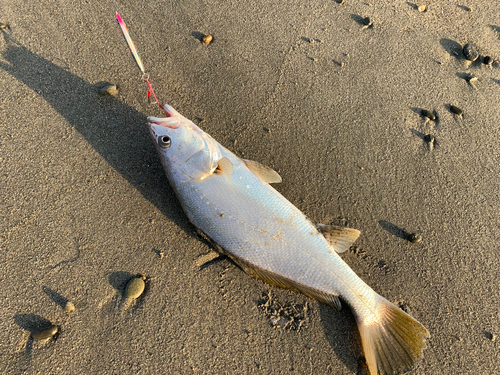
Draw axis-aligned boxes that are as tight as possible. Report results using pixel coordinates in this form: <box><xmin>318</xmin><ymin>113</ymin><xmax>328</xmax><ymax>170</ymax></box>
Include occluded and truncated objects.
<box><xmin>115</xmin><ymin>12</ymin><xmax>166</xmax><ymax>114</ymax></box>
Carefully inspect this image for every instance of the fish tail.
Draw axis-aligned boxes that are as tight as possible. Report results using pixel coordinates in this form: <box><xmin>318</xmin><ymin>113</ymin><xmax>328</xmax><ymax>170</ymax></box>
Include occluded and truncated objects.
<box><xmin>356</xmin><ymin>296</ymin><xmax>429</xmax><ymax>375</ymax></box>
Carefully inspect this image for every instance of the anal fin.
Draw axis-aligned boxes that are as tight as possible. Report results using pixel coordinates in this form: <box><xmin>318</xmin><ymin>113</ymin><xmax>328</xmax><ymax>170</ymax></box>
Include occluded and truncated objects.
<box><xmin>225</xmin><ymin>249</ymin><xmax>342</xmax><ymax>310</ymax></box>
<box><xmin>317</xmin><ymin>224</ymin><xmax>360</xmax><ymax>253</ymax></box>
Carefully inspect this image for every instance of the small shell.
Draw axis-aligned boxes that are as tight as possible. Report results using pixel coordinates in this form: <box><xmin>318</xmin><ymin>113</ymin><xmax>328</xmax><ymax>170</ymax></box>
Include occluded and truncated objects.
<box><xmin>64</xmin><ymin>301</ymin><xmax>75</xmax><ymax>313</ymax></box>
<box><xmin>483</xmin><ymin>56</ymin><xmax>493</xmax><ymax>65</ymax></box>
<box><xmin>450</xmin><ymin>105</ymin><xmax>463</xmax><ymax>115</ymax></box>
<box><xmin>421</xmin><ymin>109</ymin><xmax>435</xmax><ymax>121</ymax></box>
<box><xmin>202</xmin><ymin>35</ymin><xmax>213</xmax><ymax>44</ymax></box>
<box><xmin>31</xmin><ymin>325</ymin><xmax>58</xmax><ymax>340</ymax></box>
<box><xmin>408</xmin><ymin>233</ymin><xmax>422</xmax><ymax>243</ymax></box>
<box><xmin>125</xmin><ymin>276</ymin><xmax>146</xmax><ymax>299</ymax></box>
<box><xmin>463</xmin><ymin>43</ymin><xmax>479</xmax><ymax>62</ymax></box>
<box><xmin>418</xmin><ymin>5</ymin><xmax>426</xmax><ymax>12</ymax></box>
<box><xmin>99</xmin><ymin>84</ymin><xmax>118</xmax><ymax>96</ymax></box>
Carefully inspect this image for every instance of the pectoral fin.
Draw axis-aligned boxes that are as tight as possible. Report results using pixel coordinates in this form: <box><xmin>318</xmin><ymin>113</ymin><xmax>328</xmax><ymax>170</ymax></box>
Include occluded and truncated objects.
<box><xmin>317</xmin><ymin>224</ymin><xmax>360</xmax><ymax>253</ymax></box>
<box><xmin>243</xmin><ymin>159</ymin><xmax>282</xmax><ymax>184</ymax></box>
<box><xmin>215</xmin><ymin>157</ymin><xmax>233</xmax><ymax>179</ymax></box>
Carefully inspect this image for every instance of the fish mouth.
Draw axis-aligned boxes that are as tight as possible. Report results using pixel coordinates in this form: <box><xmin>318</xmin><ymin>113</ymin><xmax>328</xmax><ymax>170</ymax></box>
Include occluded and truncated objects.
<box><xmin>147</xmin><ymin>105</ymin><xmax>181</xmax><ymax>129</ymax></box>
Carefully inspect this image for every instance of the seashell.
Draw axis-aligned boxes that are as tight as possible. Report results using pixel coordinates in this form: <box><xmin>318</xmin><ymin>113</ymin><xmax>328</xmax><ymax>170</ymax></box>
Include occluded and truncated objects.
<box><xmin>31</xmin><ymin>325</ymin><xmax>58</xmax><ymax>340</ymax></box>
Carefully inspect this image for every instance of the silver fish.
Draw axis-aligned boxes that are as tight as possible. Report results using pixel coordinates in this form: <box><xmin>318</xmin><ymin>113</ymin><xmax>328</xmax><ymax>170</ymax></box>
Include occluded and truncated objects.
<box><xmin>148</xmin><ymin>105</ymin><xmax>429</xmax><ymax>375</ymax></box>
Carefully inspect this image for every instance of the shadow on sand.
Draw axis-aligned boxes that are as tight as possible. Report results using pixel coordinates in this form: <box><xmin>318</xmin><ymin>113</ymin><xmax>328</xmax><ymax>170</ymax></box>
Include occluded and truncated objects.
<box><xmin>0</xmin><ymin>33</ymin><xmax>191</xmax><ymax>234</ymax></box>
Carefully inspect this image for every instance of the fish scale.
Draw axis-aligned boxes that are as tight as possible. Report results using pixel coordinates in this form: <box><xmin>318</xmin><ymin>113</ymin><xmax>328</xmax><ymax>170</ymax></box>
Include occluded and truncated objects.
<box><xmin>148</xmin><ymin>105</ymin><xmax>429</xmax><ymax>375</ymax></box>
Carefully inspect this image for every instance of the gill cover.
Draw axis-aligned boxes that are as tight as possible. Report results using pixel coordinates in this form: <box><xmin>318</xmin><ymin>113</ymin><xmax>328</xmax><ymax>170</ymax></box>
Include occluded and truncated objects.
<box><xmin>148</xmin><ymin>105</ymin><xmax>221</xmax><ymax>180</ymax></box>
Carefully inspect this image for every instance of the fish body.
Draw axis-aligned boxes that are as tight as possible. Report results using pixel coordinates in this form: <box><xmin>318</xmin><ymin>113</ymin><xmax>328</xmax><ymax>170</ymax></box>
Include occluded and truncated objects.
<box><xmin>148</xmin><ymin>105</ymin><xmax>429</xmax><ymax>375</ymax></box>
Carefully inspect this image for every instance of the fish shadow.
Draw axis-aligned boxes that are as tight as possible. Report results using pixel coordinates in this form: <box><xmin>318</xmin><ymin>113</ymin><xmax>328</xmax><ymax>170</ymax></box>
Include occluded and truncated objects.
<box><xmin>319</xmin><ymin>304</ymin><xmax>366</xmax><ymax>375</ymax></box>
<box><xmin>0</xmin><ymin>33</ymin><xmax>191</xmax><ymax>235</ymax></box>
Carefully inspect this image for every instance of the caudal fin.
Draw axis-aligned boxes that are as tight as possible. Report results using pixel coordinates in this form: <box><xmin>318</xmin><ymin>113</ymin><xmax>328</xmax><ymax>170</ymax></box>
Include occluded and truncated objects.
<box><xmin>357</xmin><ymin>296</ymin><xmax>430</xmax><ymax>375</ymax></box>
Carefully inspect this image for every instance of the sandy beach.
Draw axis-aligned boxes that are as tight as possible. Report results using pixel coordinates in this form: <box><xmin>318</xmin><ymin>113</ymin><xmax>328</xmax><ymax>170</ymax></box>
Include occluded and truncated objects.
<box><xmin>1</xmin><ymin>1</ymin><xmax>499</xmax><ymax>374</ymax></box>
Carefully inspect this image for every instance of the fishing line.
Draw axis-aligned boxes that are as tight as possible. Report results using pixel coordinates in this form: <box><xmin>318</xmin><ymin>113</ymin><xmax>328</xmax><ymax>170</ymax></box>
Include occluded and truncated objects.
<box><xmin>111</xmin><ymin>2</ymin><xmax>168</xmax><ymax>116</ymax></box>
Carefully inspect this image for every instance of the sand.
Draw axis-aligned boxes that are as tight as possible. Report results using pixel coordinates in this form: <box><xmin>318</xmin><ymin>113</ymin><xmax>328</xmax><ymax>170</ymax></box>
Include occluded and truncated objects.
<box><xmin>1</xmin><ymin>0</ymin><xmax>499</xmax><ymax>374</ymax></box>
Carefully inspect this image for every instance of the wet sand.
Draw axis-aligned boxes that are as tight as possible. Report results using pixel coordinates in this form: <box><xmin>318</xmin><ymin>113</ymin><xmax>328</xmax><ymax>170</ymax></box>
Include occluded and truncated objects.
<box><xmin>1</xmin><ymin>1</ymin><xmax>499</xmax><ymax>374</ymax></box>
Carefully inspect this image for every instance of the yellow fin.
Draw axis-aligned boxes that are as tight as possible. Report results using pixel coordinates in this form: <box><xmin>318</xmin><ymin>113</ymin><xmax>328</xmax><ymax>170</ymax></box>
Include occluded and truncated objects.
<box><xmin>317</xmin><ymin>224</ymin><xmax>360</xmax><ymax>253</ymax></box>
<box><xmin>243</xmin><ymin>159</ymin><xmax>282</xmax><ymax>184</ymax></box>
<box><xmin>357</xmin><ymin>296</ymin><xmax>430</xmax><ymax>375</ymax></box>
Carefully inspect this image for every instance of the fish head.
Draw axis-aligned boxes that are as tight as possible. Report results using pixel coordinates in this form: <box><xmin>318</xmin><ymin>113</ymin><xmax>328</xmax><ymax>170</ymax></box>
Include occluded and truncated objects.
<box><xmin>147</xmin><ymin>104</ymin><xmax>221</xmax><ymax>181</ymax></box>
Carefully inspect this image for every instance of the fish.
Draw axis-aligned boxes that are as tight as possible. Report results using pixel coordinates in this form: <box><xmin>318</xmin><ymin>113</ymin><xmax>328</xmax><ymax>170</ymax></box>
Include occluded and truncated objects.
<box><xmin>148</xmin><ymin>105</ymin><xmax>429</xmax><ymax>375</ymax></box>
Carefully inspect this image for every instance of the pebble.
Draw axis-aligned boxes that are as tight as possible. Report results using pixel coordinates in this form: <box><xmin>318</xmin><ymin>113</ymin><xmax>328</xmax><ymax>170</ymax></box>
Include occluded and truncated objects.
<box><xmin>450</xmin><ymin>105</ymin><xmax>463</xmax><ymax>115</ymax></box>
<box><xmin>361</xmin><ymin>17</ymin><xmax>372</xmax><ymax>26</ymax></box>
<box><xmin>0</xmin><ymin>22</ymin><xmax>8</xmax><ymax>29</ymax></box>
<box><xmin>421</xmin><ymin>109</ymin><xmax>435</xmax><ymax>121</ymax></box>
<box><xmin>463</xmin><ymin>43</ymin><xmax>479</xmax><ymax>62</ymax></box>
<box><xmin>418</xmin><ymin>5</ymin><xmax>426</xmax><ymax>12</ymax></box>
<box><xmin>99</xmin><ymin>84</ymin><xmax>118</xmax><ymax>96</ymax></box>
<box><xmin>202</xmin><ymin>34</ymin><xmax>213</xmax><ymax>44</ymax></box>
<box><xmin>408</xmin><ymin>233</ymin><xmax>422</xmax><ymax>243</ymax></box>
<box><xmin>64</xmin><ymin>301</ymin><xmax>75</xmax><ymax>313</ymax></box>
<box><xmin>31</xmin><ymin>325</ymin><xmax>58</xmax><ymax>340</ymax></box>
<box><xmin>125</xmin><ymin>275</ymin><xmax>146</xmax><ymax>299</ymax></box>
<box><xmin>483</xmin><ymin>56</ymin><xmax>493</xmax><ymax>65</ymax></box>
<box><xmin>467</xmin><ymin>75</ymin><xmax>478</xmax><ymax>84</ymax></box>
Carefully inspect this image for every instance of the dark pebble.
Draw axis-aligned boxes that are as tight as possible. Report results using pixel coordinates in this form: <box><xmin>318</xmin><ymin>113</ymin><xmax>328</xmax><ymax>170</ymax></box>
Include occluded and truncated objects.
<box><xmin>362</xmin><ymin>17</ymin><xmax>371</xmax><ymax>26</ymax></box>
<box><xmin>31</xmin><ymin>325</ymin><xmax>58</xmax><ymax>340</ymax></box>
<box><xmin>483</xmin><ymin>56</ymin><xmax>493</xmax><ymax>65</ymax></box>
<box><xmin>408</xmin><ymin>233</ymin><xmax>422</xmax><ymax>243</ymax></box>
<box><xmin>463</xmin><ymin>43</ymin><xmax>479</xmax><ymax>62</ymax></box>
<box><xmin>421</xmin><ymin>109</ymin><xmax>435</xmax><ymax>121</ymax></box>
<box><xmin>450</xmin><ymin>105</ymin><xmax>463</xmax><ymax>115</ymax></box>
<box><xmin>423</xmin><ymin>134</ymin><xmax>434</xmax><ymax>143</ymax></box>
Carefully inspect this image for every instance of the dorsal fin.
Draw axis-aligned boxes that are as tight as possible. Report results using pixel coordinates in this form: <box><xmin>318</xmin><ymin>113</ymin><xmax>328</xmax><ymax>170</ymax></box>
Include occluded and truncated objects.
<box><xmin>317</xmin><ymin>224</ymin><xmax>360</xmax><ymax>253</ymax></box>
<box><xmin>216</xmin><ymin>157</ymin><xmax>233</xmax><ymax>179</ymax></box>
<box><xmin>243</xmin><ymin>159</ymin><xmax>282</xmax><ymax>184</ymax></box>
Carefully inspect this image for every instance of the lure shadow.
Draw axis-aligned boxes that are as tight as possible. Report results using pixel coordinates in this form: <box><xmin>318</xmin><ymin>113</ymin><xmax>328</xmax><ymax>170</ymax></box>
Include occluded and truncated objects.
<box><xmin>0</xmin><ymin>35</ymin><xmax>191</xmax><ymax>235</ymax></box>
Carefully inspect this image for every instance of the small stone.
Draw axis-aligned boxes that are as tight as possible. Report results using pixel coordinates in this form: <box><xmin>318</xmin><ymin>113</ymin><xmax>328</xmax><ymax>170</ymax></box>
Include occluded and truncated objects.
<box><xmin>418</xmin><ymin>5</ymin><xmax>426</xmax><ymax>12</ymax></box>
<box><xmin>467</xmin><ymin>75</ymin><xmax>478</xmax><ymax>84</ymax></box>
<box><xmin>0</xmin><ymin>22</ymin><xmax>8</xmax><ymax>29</ymax></box>
<box><xmin>421</xmin><ymin>109</ymin><xmax>435</xmax><ymax>121</ymax></box>
<box><xmin>64</xmin><ymin>301</ymin><xmax>75</xmax><ymax>313</ymax></box>
<box><xmin>483</xmin><ymin>56</ymin><xmax>493</xmax><ymax>65</ymax></box>
<box><xmin>125</xmin><ymin>275</ymin><xmax>146</xmax><ymax>299</ymax></box>
<box><xmin>463</xmin><ymin>43</ymin><xmax>479</xmax><ymax>62</ymax></box>
<box><xmin>99</xmin><ymin>84</ymin><xmax>118</xmax><ymax>96</ymax></box>
<box><xmin>362</xmin><ymin>17</ymin><xmax>371</xmax><ymax>26</ymax></box>
<box><xmin>449</xmin><ymin>105</ymin><xmax>463</xmax><ymax>115</ymax></box>
<box><xmin>202</xmin><ymin>34</ymin><xmax>213</xmax><ymax>44</ymax></box>
<box><xmin>408</xmin><ymin>233</ymin><xmax>422</xmax><ymax>243</ymax></box>
<box><xmin>31</xmin><ymin>325</ymin><xmax>58</xmax><ymax>340</ymax></box>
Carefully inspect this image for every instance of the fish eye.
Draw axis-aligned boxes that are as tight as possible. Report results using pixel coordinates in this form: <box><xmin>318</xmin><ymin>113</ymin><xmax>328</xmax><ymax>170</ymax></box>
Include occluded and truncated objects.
<box><xmin>158</xmin><ymin>135</ymin><xmax>171</xmax><ymax>148</ymax></box>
